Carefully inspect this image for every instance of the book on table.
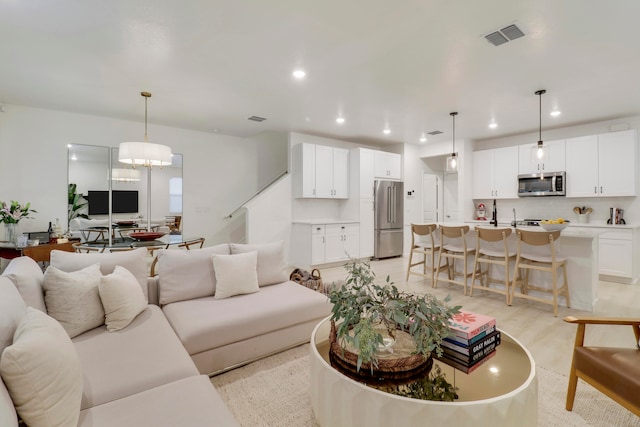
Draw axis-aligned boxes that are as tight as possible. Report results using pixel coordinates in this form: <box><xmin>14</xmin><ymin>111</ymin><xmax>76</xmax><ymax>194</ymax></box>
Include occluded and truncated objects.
<box><xmin>442</xmin><ymin>330</ymin><xmax>501</xmax><ymax>359</ymax></box>
<box><xmin>435</xmin><ymin>350</ymin><xmax>497</xmax><ymax>374</ymax></box>
<box><xmin>442</xmin><ymin>332</ymin><xmax>501</xmax><ymax>365</ymax></box>
<box><xmin>447</xmin><ymin>310</ymin><xmax>497</xmax><ymax>345</ymax></box>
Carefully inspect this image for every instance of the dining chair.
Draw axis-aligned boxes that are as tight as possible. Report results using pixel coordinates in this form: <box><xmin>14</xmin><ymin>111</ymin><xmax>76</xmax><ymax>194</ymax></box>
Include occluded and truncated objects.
<box><xmin>510</xmin><ymin>229</ymin><xmax>571</xmax><ymax>316</ymax></box>
<box><xmin>405</xmin><ymin>223</ymin><xmax>441</xmax><ymax>285</ymax></box>
<box><xmin>72</xmin><ymin>242</ymin><xmax>105</xmax><ymax>253</ymax></box>
<box><xmin>178</xmin><ymin>237</ymin><xmax>205</xmax><ymax>250</ymax></box>
<box><xmin>470</xmin><ymin>227</ymin><xmax>515</xmax><ymax>304</ymax></box>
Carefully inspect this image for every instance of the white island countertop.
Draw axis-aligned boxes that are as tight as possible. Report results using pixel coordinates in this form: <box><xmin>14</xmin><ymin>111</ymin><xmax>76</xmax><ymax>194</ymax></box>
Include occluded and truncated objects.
<box><xmin>292</xmin><ymin>219</ymin><xmax>359</xmax><ymax>225</ymax></box>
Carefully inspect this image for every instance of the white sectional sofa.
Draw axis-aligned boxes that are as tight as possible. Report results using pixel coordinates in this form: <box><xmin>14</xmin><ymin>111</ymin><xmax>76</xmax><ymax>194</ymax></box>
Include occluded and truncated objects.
<box><xmin>0</xmin><ymin>241</ymin><xmax>330</xmax><ymax>426</ymax></box>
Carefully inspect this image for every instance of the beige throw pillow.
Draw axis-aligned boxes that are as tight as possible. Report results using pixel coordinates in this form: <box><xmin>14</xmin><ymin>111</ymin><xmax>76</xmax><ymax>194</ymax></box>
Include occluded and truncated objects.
<box><xmin>2</xmin><ymin>256</ymin><xmax>46</xmax><ymax>312</ymax></box>
<box><xmin>43</xmin><ymin>264</ymin><xmax>104</xmax><ymax>338</ymax></box>
<box><xmin>213</xmin><ymin>251</ymin><xmax>260</xmax><ymax>299</ymax></box>
<box><xmin>99</xmin><ymin>266</ymin><xmax>148</xmax><ymax>332</ymax></box>
<box><xmin>0</xmin><ymin>307</ymin><xmax>83</xmax><ymax>427</ymax></box>
<box><xmin>229</xmin><ymin>241</ymin><xmax>288</xmax><ymax>286</ymax></box>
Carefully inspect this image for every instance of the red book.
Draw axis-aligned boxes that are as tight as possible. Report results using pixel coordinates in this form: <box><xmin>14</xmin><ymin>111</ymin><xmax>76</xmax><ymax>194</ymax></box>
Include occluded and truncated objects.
<box><xmin>448</xmin><ymin>310</ymin><xmax>496</xmax><ymax>341</ymax></box>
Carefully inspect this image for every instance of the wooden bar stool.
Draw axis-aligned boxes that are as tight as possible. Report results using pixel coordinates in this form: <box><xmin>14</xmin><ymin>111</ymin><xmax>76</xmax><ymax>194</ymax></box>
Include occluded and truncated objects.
<box><xmin>470</xmin><ymin>227</ymin><xmax>515</xmax><ymax>303</ymax></box>
<box><xmin>405</xmin><ymin>224</ymin><xmax>441</xmax><ymax>285</ymax></box>
<box><xmin>510</xmin><ymin>229</ymin><xmax>571</xmax><ymax>317</ymax></box>
<box><xmin>434</xmin><ymin>225</ymin><xmax>478</xmax><ymax>295</ymax></box>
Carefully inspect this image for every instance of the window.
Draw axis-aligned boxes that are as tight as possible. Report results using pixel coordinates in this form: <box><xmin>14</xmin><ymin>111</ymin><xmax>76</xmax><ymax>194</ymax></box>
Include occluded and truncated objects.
<box><xmin>169</xmin><ymin>177</ymin><xmax>182</xmax><ymax>214</ymax></box>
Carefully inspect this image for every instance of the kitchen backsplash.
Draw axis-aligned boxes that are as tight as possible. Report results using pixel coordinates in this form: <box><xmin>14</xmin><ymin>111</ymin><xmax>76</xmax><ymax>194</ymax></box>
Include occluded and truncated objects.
<box><xmin>472</xmin><ymin>196</ymin><xmax>637</xmax><ymax>225</ymax></box>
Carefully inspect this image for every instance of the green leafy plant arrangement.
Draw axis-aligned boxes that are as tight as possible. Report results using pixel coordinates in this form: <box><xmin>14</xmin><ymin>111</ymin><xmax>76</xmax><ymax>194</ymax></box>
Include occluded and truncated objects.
<box><xmin>68</xmin><ymin>183</ymin><xmax>89</xmax><ymax>223</ymax></box>
<box><xmin>392</xmin><ymin>364</ymin><xmax>459</xmax><ymax>402</ymax></box>
<box><xmin>329</xmin><ymin>260</ymin><xmax>461</xmax><ymax>373</ymax></box>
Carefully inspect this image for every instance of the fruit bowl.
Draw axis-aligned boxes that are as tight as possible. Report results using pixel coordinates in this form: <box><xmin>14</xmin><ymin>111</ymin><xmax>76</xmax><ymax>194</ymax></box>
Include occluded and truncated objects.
<box><xmin>540</xmin><ymin>221</ymin><xmax>569</xmax><ymax>232</ymax></box>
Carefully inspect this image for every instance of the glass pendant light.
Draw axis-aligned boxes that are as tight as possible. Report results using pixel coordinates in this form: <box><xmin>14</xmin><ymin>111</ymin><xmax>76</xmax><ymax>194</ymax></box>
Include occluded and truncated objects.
<box><xmin>532</xmin><ymin>89</ymin><xmax>548</xmax><ymax>163</ymax></box>
<box><xmin>446</xmin><ymin>112</ymin><xmax>458</xmax><ymax>172</ymax></box>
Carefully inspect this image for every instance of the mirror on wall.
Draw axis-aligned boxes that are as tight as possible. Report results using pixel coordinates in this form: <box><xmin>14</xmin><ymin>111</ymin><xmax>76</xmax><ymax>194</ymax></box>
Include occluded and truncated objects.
<box><xmin>67</xmin><ymin>144</ymin><xmax>183</xmax><ymax>237</ymax></box>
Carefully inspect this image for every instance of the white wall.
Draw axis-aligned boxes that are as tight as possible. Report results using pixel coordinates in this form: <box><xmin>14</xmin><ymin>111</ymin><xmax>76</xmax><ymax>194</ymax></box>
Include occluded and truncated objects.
<box><xmin>0</xmin><ymin>104</ymin><xmax>284</xmax><ymax>245</ymax></box>
<box><xmin>472</xmin><ymin>116</ymin><xmax>640</xmax><ymax>225</ymax></box>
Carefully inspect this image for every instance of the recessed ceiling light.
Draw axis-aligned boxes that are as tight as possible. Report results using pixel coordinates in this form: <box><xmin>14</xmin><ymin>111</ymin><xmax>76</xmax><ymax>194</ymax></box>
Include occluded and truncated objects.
<box><xmin>419</xmin><ymin>135</ymin><xmax>427</xmax><ymax>143</ymax></box>
<box><xmin>292</xmin><ymin>69</ymin><xmax>306</xmax><ymax>79</ymax></box>
<box><xmin>71</xmin><ymin>155</ymin><xmax>77</xmax><ymax>161</ymax></box>
<box><xmin>489</xmin><ymin>122</ymin><xmax>498</xmax><ymax>129</ymax></box>
<box><xmin>550</xmin><ymin>110</ymin><xmax>561</xmax><ymax>117</ymax></box>
<box><xmin>383</xmin><ymin>128</ymin><xmax>391</xmax><ymax>135</ymax></box>
<box><xmin>336</xmin><ymin>117</ymin><xmax>345</xmax><ymax>124</ymax></box>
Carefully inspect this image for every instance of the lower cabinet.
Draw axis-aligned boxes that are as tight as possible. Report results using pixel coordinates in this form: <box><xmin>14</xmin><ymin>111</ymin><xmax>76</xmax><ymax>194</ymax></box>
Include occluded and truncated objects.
<box><xmin>598</xmin><ymin>229</ymin><xmax>636</xmax><ymax>283</ymax></box>
<box><xmin>292</xmin><ymin>222</ymin><xmax>359</xmax><ymax>267</ymax></box>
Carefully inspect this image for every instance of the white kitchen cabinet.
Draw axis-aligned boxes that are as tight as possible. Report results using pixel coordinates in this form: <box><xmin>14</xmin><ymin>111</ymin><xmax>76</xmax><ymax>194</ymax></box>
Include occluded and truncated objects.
<box><xmin>518</xmin><ymin>139</ymin><xmax>566</xmax><ymax>174</ymax></box>
<box><xmin>597</xmin><ymin>228</ymin><xmax>638</xmax><ymax>284</ymax></box>
<box><xmin>291</xmin><ymin>222</ymin><xmax>359</xmax><ymax>267</ymax></box>
<box><xmin>358</xmin><ymin>198</ymin><xmax>375</xmax><ymax>258</ymax></box>
<box><xmin>374</xmin><ymin>151</ymin><xmax>402</xmax><ymax>180</ymax></box>
<box><xmin>566</xmin><ymin>130</ymin><xmax>636</xmax><ymax>197</ymax></box>
<box><xmin>292</xmin><ymin>143</ymin><xmax>349</xmax><ymax>199</ymax></box>
<box><xmin>472</xmin><ymin>146</ymin><xmax>519</xmax><ymax>199</ymax></box>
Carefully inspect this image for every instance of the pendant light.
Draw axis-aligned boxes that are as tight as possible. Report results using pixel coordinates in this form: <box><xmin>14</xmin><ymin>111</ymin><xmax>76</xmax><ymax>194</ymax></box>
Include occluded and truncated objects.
<box><xmin>533</xmin><ymin>89</ymin><xmax>548</xmax><ymax>162</ymax></box>
<box><xmin>446</xmin><ymin>112</ymin><xmax>458</xmax><ymax>172</ymax></box>
<box><xmin>119</xmin><ymin>92</ymin><xmax>172</xmax><ymax>168</ymax></box>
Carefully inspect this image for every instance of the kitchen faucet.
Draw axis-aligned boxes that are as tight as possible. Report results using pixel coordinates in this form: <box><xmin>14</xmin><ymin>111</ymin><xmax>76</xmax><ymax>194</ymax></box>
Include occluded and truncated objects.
<box><xmin>511</xmin><ymin>208</ymin><xmax>517</xmax><ymax>228</ymax></box>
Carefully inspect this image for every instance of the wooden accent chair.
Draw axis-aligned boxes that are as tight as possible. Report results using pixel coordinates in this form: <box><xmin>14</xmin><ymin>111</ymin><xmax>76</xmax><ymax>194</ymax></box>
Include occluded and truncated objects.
<box><xmin>405</xmin><ymin>223</ymin><xmax>441</xmax><ymax>285</ymax></box>
<box><xmin>177</xmin><ymin>237</ymin><xmax>205</xmax><ymax>250</ymax></box>
<box><xmin>510</xmin><ymin>229</ymin><xmax>570</xmax><ymax>317</ymax></box>
<box><xmin>564</xmin><ymin>316</ymin><xmax>640</xmax><ymax>416</ymax></box>
<box><xmin>470</xmin><ymin>227</ymin><xmax>515</xmax><ymax>304</ymax></box>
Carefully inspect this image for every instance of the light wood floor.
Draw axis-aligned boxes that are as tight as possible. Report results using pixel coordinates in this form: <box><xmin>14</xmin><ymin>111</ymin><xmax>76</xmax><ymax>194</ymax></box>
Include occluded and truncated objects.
<box><xmin>317</xmin><ymin>255</ymin><xmax>640</xmax><ymax>375</ymax></box>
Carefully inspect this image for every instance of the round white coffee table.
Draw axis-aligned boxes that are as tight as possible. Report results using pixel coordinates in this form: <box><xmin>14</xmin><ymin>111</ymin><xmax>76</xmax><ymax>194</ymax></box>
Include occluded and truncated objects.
<box><xmin>310</xmin><ymin>317</ymin><xmax>537</xmax><ymax>427</ymax></box>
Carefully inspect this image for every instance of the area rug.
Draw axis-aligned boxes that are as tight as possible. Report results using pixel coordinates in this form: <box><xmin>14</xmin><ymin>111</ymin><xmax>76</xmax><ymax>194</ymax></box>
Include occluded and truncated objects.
<box><xmin>211</xmin><ymin>344</ymin><xmax>640</xmax><ymax>427</ymax></box>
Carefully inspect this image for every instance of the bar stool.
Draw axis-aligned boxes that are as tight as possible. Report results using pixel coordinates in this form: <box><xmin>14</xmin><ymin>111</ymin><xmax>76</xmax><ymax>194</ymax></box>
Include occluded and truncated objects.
<box><xmin>470</xmin><ymin>227</ymin><xmax>515</xmax><ymax>304</ymax></box>
<box><xmin>434</xmin><ymin>225</ymin><xmax>478</xmax><ymax>295</ymax></box>
<box><xmin>405</xmin><ymin>224</ymin><xmax>441</xmax><ymax>285</ymax></box>
<box><xmin>510</xmin><ymin>229</ymin><xmax>571</xmax><ymax>317</ymax></box>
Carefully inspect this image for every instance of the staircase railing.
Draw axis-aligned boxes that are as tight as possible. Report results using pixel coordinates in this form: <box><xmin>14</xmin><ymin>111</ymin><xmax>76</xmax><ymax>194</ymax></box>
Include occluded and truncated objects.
<box><xmin>225</xmin><ymin>170</ymin><xmax>288</xmax><ymax>218</ymax></box>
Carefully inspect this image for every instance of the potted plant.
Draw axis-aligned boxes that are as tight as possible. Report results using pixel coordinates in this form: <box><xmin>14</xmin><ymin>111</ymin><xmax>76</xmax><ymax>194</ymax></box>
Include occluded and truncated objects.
<box><xmin>328</xmin><ymin>260</ymin><xmax>460</xmax><ymax>375</ymax></box>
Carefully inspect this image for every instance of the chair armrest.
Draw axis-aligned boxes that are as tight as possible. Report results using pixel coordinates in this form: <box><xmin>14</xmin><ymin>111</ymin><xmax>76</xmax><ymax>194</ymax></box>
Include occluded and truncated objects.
<box><xmin>564</xmin><ymin>316</ymin><xmax>640</xmax><ymax>348</ymax></box>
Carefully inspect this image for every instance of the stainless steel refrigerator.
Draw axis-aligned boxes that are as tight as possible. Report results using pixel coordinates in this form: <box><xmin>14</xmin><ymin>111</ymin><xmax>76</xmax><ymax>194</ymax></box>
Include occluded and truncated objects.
<box><xmin>374</xmin><ymin>180</ymin><xmax>404</xmax><ymax>259</ymax></box>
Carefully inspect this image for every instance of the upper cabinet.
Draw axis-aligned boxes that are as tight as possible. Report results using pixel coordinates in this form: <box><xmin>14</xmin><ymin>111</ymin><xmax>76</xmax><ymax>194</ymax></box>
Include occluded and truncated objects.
<box><xmin>293</xmin><ymin>143</ymin><xmax>350</xmax><ymax>199</ymax></box>
<box><xmin>518</xmin><ymin>139</ymin><xmax>566</xmax><ymax>174</ymax></box>
<box><xmin>472</xmin><ymin>146</ymin><xmax>519</xmax><ymax>199</ymax></box>
<box><xmin>374</xmin><ymin>151</ymin><xmax>402</xmax><ymax>180</ymax></box>
<box><xmin>565</xmin><ymin>129</ymin><xmax>636</xmax><ymax>197</ymax></box>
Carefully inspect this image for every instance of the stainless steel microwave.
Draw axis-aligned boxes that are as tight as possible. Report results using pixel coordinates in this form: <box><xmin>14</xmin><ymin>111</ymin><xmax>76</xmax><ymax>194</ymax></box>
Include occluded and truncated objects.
<box><xmin>518</xmin><ymin>171</ymin><xmax>566</xmax><ymax>197</ymax></box>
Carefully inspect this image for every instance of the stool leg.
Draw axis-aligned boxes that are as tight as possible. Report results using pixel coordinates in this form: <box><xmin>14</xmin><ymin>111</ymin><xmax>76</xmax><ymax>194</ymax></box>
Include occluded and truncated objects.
<box><xmin>470</xmin><ymin>254</ymin><xmax>480</xmax><ymax>297</ymax></box>
<box><xmin>462</xmin><ymin>253</ymin><xmax>468</xmax><ymax>296</ymax></box>
<box><xmin>434</xmin><ymin>250</ymin><xmax>444</xmax><ymax>289</ymax></box>
<box><xmin>405</xmin><ymin>248</ymin><xmax>414</xmax><ymax>281</ymax></box>
<box><xmin>552</xmin><ymin>264</ymin><xmax>559</xmax><ymax>317</ymax></box>
<box><xmin>563</xmin><ymin>261</ymin><xmax>571</xmax><ymax>308</ymax></box>
<box><xmin>504</xmin><ymin>259</ymin><xmax>511</xmax><ymax>304</ymax></box>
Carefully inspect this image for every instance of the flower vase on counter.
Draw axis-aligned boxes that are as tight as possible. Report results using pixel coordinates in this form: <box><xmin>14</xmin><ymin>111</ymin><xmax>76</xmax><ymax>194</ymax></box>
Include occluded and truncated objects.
<box><xmin>4</xmin><ymin>223</ymin><xmax>17</xmax><ymax>244</ymax></box>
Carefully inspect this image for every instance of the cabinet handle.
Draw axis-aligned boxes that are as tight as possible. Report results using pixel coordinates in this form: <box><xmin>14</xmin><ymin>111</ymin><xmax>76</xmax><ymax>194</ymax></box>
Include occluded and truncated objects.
<box><xmin>594</xmin><ymin>186</ymin><xmax>597</xmax><ymax>194</ymax></box>
<box><xmin>600</xmin><ymin>186</ymin><xmax>603</xmax><ymax>193</ymax></box>
<box><xmin>322</xmin><ymin>237</ymin><xmax>325</xmax><ymax>243</ymax></box>
<box><xmin>537</xmin><ymin>164</ymin><xmax>539</xmax><ymax>171</ymax></box>
<box><xmin>313</xmin><ymin>188</ymin><xmax>316</xmax><ymax>196</ymax></box>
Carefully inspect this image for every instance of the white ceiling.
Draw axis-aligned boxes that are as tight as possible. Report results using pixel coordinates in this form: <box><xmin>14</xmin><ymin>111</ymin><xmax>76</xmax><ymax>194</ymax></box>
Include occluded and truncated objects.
<box><xmin>2</xmin><ymin>1</ymin><xmax>640</xmax><ymax>146</ymax></box>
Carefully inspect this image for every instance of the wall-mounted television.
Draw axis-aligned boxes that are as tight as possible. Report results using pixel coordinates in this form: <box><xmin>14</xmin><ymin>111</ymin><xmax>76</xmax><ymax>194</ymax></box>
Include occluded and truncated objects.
<box><xmin>87</xmin><ymin>190</ymin><xmax>139</xmax><ymax>215</ymax></box>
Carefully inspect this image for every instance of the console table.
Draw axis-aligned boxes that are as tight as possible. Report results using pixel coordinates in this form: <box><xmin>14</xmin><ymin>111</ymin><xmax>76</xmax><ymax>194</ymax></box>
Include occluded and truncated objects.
<box><xmin>310</xmin><ymin>317</ymin><xmax>537</xmax><ymax>427</ymax></box>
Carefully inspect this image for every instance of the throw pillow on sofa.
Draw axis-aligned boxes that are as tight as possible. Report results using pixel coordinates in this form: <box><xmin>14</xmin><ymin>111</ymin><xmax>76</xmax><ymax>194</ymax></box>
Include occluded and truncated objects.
<box><xmin>212</xmin><ymin>251</ymin><xmax>260</xmax><ymax>299</ymax></box>
<box><xmin>2</xmin><ymin>256</ymin><xmax>46</xmax><ymax>312</ymax></box>
<box><xmin>50</xmin><ymin>248</ymin><xmax>149</xmax><ymax>301</ymax></box>
<box><xmin>43</xmin><ymin>264</ymin><xmax>104</xmax><ymax>338</ymax></box>
<box><xmin>99</xmin><ymin>265</ymin><xmax>148</xmax><ymax>332</ymax></box>
<box><xmin>0</xmin><ymin>307</ymin><xmax>83</xmax><ymax>427</ymax></box>
<box><xmin>229</xmin><ymin>241</ymin><xmax>288</xmax><ymax>286</ymax></box>
<box><xmin>156</xmin><ymin>243</ymin><xmax>230</xmax><ymax>305</ymax></box>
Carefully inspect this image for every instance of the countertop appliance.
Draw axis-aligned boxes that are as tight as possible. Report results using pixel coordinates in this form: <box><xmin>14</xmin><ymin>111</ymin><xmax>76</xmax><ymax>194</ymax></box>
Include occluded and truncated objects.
<box><xmin>515</xmin><ymin>219</ymin><xmax>542</xmax><ymax>226</ymax></box>
<box><xmin>374</xmin><ymin>180</ymin><xmax>404</xmax><ymax>259</ymax></box>
<box><xmin>518</xmin><ymin>171</ymin><xmax>566</xmax><ymax>197</ymax></box>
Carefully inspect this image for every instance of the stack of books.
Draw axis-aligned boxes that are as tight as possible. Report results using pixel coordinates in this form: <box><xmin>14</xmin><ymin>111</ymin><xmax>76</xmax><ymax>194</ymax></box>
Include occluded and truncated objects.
<box><xmin>436</xmin><ymin>310</ymin><xmax>501</xmax><ymax>374</ymax></box>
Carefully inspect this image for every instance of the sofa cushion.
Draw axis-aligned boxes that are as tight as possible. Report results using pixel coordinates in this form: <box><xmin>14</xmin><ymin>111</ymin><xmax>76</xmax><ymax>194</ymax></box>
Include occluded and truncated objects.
<box><xmin>50</xmin><ymin>248</ymin><xmax>148</xmax><ymax>301</ymax></box>
<box><xmin>230</xmin><ymin>241</ymin><xmax>287</xmax><ymax>286</ymax></box>
<box><xmin>72</xmin><ymin>305</ymin><xmax>199</xmax><ymax>410</ymax></box>
<box><xmin>77</xmin><ymin>375</ymin><xmax>239</xmax><ymax>427</ymax></box>
<box><xmin>156</xmin><ymin>244</ymin><xmax>230</xmax><ymax>305</ymax></box>
<box><xmin>2</xmin><ymin>256</ymin><xmax>46</xmax><ymax>312</ymax></box>
<box><xmin>0</xmin><ymin>307</ymin><xmax>83</xmax><ymax>427</ymax></box>
<box><xmin>99</xmin><ymin>266</ymin><xmax>147</xmax><ymax>332</ymax></box>
<box><xmin>162</xmin><ymin>281</ymin><xmax>329</xmax><ymax>356</ymax></box>
<box><xmin>43</xmin><ymin>264</ymin><xmax>104</xmax><ymax>338</ymax></box>
<box><xmin>213</xmin><ymin>251</ymin><xmax>260</xmax><ymax>299</ymax></box>
<box><xmin>0</xmin><ymin>277</ymin><xmax>27</xmax><ymax>354</ymax></box>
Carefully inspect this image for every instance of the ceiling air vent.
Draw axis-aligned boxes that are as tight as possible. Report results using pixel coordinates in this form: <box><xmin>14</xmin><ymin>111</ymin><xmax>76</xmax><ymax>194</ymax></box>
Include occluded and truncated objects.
<box><xmin>248</xmin><ymin>115</ymin><xmax>267</xmax><ymax>122</ymax></box>
<box><xmin>427</xmin><ymin>130</ymin><xmax>443</xmax><ymax>136</ymax></box>
<box><xmin>484</xmin><ymin>23</ymin><xmax>525</xmax><ymax>46</ymax></box>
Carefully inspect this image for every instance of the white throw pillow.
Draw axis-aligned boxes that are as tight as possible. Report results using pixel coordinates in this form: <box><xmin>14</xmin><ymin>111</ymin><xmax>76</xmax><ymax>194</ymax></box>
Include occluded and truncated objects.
<box><xmin>99</xmin><ymin>266</ymin><xmax>148</xmax><ymax>332</ymax></box>
<box><xmin>156</xmin><ymin>244</ymin><xmax>231</xmax><ymax>305</ymax></box>
<box><xmin>2</xmin><ymin>257</ymin><xmax>46</xmax><ymax>312</ymax></box>
<box><xmin>0</xmin><ymin>307</ymin><xmax>83</xmax><ymax>427</ymax></box>
<box><xmin>43</xmin><ymin>264</ymin><xmax>104</xmax><ymax>338</ymax></box>
<box><xmin>229</xmin><ymin>241</ymin><xmax>288</xmax><ymax>286</ymax></box>
<box><xmin>213</xmin><ymin>251</ymin><xmax>260</xmax><ymax>299</ymax></box>
<box><xmin>50</xmin><ymin>248</ymin><xmax>149</xmax><ymax>301</ymax></box>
